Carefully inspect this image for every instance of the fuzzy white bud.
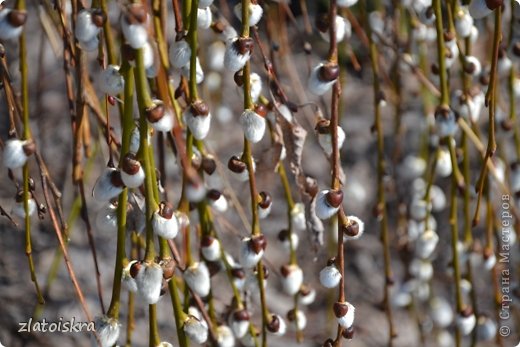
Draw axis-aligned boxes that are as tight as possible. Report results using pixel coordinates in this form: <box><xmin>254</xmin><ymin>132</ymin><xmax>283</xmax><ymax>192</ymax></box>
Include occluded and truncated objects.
<box><xmin>290</xmin><ymin>203</ymin><xmax>307</xmax><ymax>231</ymax></box>
<box><xmin>319</xmin><ymin>263</ymin><xmax>342</xmax><ymax>288</ymax></box>
<box><xmin>152</xmin><ymin>203</ymin><xmax>180</xmax><ymax>239</ymax></box>
<box><xmin>183</xmin><ymin>103</ymin><xmax>212</xmax><ymax>140</ymax></box>
<box><xmin>216</xmin><ymin>325</ymin><xmax>235</xmax><ymax>347</ymax></box>
<box><xmin>135</xmin><ymin>262</ymin><xmax>163</xmax><ymax>304</ymax></box>
<box><xmin>12</xmin><ymin>197</ymin><xmax>37</xmax><ymax>218</ymax></box>
<box><xmin>241</xmin><ymin>109</ymin><xmax>266</xmax><ymax>143</ymax></box>
<box><xmin>169</xmin><ymin>39</ymin><xmax>191</xmax><ymax>69</ymax></box>
<box><xmin>122</xmin><ymin>260</ymin><xmax>138</xmax><ymax>292</ymax></box>
<box><xmin>315</xmin><ymin>189</ymin><xmax>342</xmax><ymax>220</ymax></box>
<box><xmin>307</xmin><ymin>62</ymin><xmax>338</xmax><ymax>96</ymax></box>
<box><xmin>183</xmin><ymin>261</ymin><xmax>211</xmax><ymax>297</ymax></box>
<box><xmin>224</xmin><ymin>37</ymin><xmax>252</xmax><ymax>72</ymax></box>
<box><xmin>95</xmin><ymin>203</ymin><xmax>118</xmax><ymax>233</ymax></box>
<box><xmin>334</xmin><ymin>301</ymin><xmax>355</xmax><ymax>329</ymax></box>
<box><xmin>415</xmin><ymin>229</ymin><xmax>439</xmax><ymax>259</ymax></box>
<box><xmin>234</xmin><ymin>3</ymin><xmax>263</xmax><ymax>27</ymax></box>
<box><xmin>92</xmin><ymin>167</ymin><xmax>124</xmax><ymax>202</ymax></box>
<box><xmin>318</xmin><ymin>126</ymin><xmax>346</xmax><ymax>156</ymax></box>
<box><xmin>94</xmin><ymin>316</ymin><xmax>120</xmax><ymax>347</ymax></box>
<box><xmin>75</xmin><ymin>9</ymin><xmax>99</xmax><ymax>44</ymax></box>
<box><xmin>99</xmin><ymin>65</ymin><xmax>124</xmax><ymax>96</ymax></box>
<box><xmin>456</xmin><ymin>311</ymin><xmax>476</xmax><ymax>336</ymax></box>
<box><xmin>183</xmin><ymin>315</ymin><xmax>209</xmax><ymax>344</ymax></box>
<box><xmin>3</xmin><ymin>139</ymin><xmax>32</xmax><ymax>169</ymax></box>
<box><xmin>431</xmin><ymin>297</ymin><xmax>453</xmax><ymax>328</ymax></box>
<box><xmin>337</xmin><ymin>0</ymin><xmax>359</xmax><ymax>7</ymax></box>
<box><xmin>197</xmin><ymin>6</ymin><xmax>212</xmax><ymax>29</ymax></box>
<box><xmin>320</xmin><ymin>16</ymin><xmax>351</xmax><ymax>42</ymax></box>
<box><xmin>121</xmin><ymin>17</ymin><xmax>148</xmax><ymax>49</ymax></box>
<box><xmin>281</xmin><ymin>264</ymin><xmax>303</xmax><ymax>295</ymax></box>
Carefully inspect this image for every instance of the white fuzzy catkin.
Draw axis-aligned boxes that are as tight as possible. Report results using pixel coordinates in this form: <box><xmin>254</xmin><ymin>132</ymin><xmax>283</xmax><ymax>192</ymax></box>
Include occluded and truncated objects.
<box><xmin>291</xmin><ymin>203</ymin><xmax>307</xmax><ymax>231</ymax></box>
<box><xmin>320</xmin><ymin>16</ymin><xmax>352</xmax><ymax>42</ymax></box>
<box><xmin>457</xmin><ymin>313</ymin><xmax>476</xmax><ymax>336</ymax></box>
<box><xmin>308</xmin><ymin>62</ymin><xmax>336</xmax><ymax>96</ymax></box>
<box><xmin>12</xmin><ymin>198</ymin><xmax>36</xmax><ymax>218</ymax></box>
<box><xmin>99</xmin><ymin>65</ymin><xmax>124</xmax><ymax>96</ymax></box>
<box><xmin>224</xmin><ymin>38</ymin><xmax>251</xmax><ymax>72</ymax></box>
<box><xmin>239</xmin><ymin>237</ymin><xmax>264</xmax><ymax>268</ymax></box>
<box><xmin>183</xmin><ymin>262</ymin><xmax>211</xmax><ymax>297</ymax></box>
<box><xmin>315</xmin><ymin>190</ymin><xmax>340</xmax><ymax>220</ymax></box>
<box><xmin>152</xmin><ymin>210</ymin><xmax>180</xmax><ymax>239</ymax></box>
<box><xmin>183</xmin><ymin>316</ymin><xmax>209</xmax><ymax>344</ymax></box>
<box><xmin>92</xmin><ymin>168</ymin><xmax>124</xmax><ymax>202</ymax></box>
<box><xmin>319</xmin><ymin>264</ymin><xmax>342</xmax><ymax>288</ymax></box>
<box><xmin>464</xmin><ymin>55</ymin><xmax>482</xmax><ymax>76</ymax></box>
<box><xmin>121</xmin><ymin>166</ymin><xmax>145</xmax><ymax>189</ymax></box>
<box><xmin>234</xmin><ymin>3</ymin><xmax>263</xmax><ymax>27</ymax></box>
<box><xmin>469</xmin><ymin>0</ymin><xmax>493</xmax><ymax>19</ymax></box>
<box><xmin>201</xmin><ymin>238</ymin><xmax>221</xmax><ymax>261</ymax></box>
<box><xmin>75</xmin><ymin>9</ymin><xmax>99</xmax><ymax>43</ymax></box>
<box><xmin>230</xmin><ymin>312</ymin><xmax>250</xmax><ymax>338</ymax></box>
<box><xmin>183</xmin><ymin>108</ymin><xmax>212</xmax><ymax>140</ymax></box>
<box><xmin>455</xmin><ymin>7</ymin><xmax>474</xmax><ymax>38</ymax></box>
<box><xmin>156</xmin><ymin>342</ymin><xmax>173</xmax><ymax>347</ymax></box>
<box><xmin>292</xmin><ymin>310</ymin><xmax>307</xmax><ymax>330</ymax></box>
<box><xmin>0</xmin><ymin>8</ymin><xmax>24</xmax><ymax>40</ymax></box>
<box><xmin>258</xmin><ymin>203</ymin><xmax>271</xmax><ymax>219</ymax></box>
<box><xmin>209</xmin><ymin>194</ymin><xmax>228</xmax><ymax>212</ymax></box>
<box><xmin>269</xmin><ymin>314</ymin><xmax>287</xmax><ymax>336</ymax></box>
<box><xmin>436</xmin><ymin>149</ymin><xmax>453</xmax><ymax>177</ymax></box>
<box><xmin>169</xmin><ymin>39</ymin><xmax>191</xmax><ymax>69</ymax></box>
<box><xmin>241</xmin><ymin>110</ymin><xmax>266</xmax><ymax>143</ymax></box>
<box><xmin>149</xmin><ymin>109</ymin><xmax>174</xmax><ymax>133</ymax></box>
<box><xmin>476</xmin><ymin>316</ymin><xmax>497</xmax><ymax>341</ymax></box>
<box><xmin>135</xmin><ymin>262</ymin><xmax>163</xmax><ymax>304</ymax></box>
<box><xmin>430</xmin><ymin>297</ymin><xmax>454</xmax><ymax>328</ymax></box>
<box><xmin>197</xmin><ymin>7</ymin><xmax>212</xmax><ymax>29</ymax></box>
<box><xmin>280</xmin><ymin>232</ymin><xmax>299</xmax><ymax>251</ymax></box>
<box><xmin>3</xmin><ymin>139</ymin><xmax>30</xmax><ymax>169</ymax></box>
<box><xmin>95</xmin><ymin>203</ymin><xmax>118</xmax><ymax>233</ymax></box>
<box><xmin>344</xmin><ymin>215</ymin><xmax>365</xmax><ymax>240</ymax></box>
<box><xmin>122</xmin><ymin>261</ymin><xmax>138</xmax><ymax>292</ymax></box>
<box><xmin>318</xmin><ymin>126</ymin><xmax>346</xmax><ymax>156</ymax></box>
<box><xmin>336</xmin><ymin>302</ymin><xmax>355</xmax><ymax>329</ymax></box>
<box><xmin>415</xmin><ymin>229</ymin><xmax>439</xmax><ymax>259</ymax></box>
<box><xmin>298</xmin><ymin>287</ymin><xmax>316</xmax><ymax>305</ymax></box>
<box><xmin>186</xmin><ymin>182</ymin><xmax>207</xmax><ymax>202</ymax></box>
<box><xmin>250</xmin><ymin>73</ymin><xmax>263</xmax><ymax>102</ymax></box>
<box><xmin>337</xmin><ymin>0</ymin><xmax>359</xmax><ymax>7</ymax></box>
<box><xmin>216</xmin><ymin>325</ymin><xmax>235</xmax><ymax>347</ymax></box>
<box><xmin>94</xmin><ymin>316</ymin><xmax>120</xmax><ymax>347</ymax></box>
<box><xmin>410</xmin><ymin>259</ymin><xmax>433</xmax><ymax>281</ymax></box>
<box><xmin>121</xmin><ymin>17</ymin><xmax>148</xmax><ymax>49</ymax></box>
<box><xmin>281</xmin><ymin>265</ymin><xmax>303</xmax><ymax>295</ymax></box>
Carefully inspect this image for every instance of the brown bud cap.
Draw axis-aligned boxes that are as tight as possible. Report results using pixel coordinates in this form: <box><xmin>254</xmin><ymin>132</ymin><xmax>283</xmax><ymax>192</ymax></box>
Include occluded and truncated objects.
<box><xmin>326</xmin><ymin>257</ymin><xmax>336</xmax><ymax>267</ymax></box>
<box><xmin>483</xmin><ymin>247</ymin><xmax>494</xmax><ymax>260</ymax></box>
<box><xmin>231</xmin><ymin>267</ymin><xmax>246</xmax><ymax>279</ymax></box>
<box><xmin>15</xmin><ymin>190</ymin><xmax>25</xmax><ymax>203</ymax></box>
<box><xmin>206</xmin><ymin>261</ymin><xmax>222</xmax><ymax>276</ymax></box>
<box><xmin>485</xmin><ymin>0</ymin><xmax>503</xmax><ymax>10</ymax></box>
<box><xmin>342</xmin><ymin>326</ymin><xmax>354</xmax><ymax>339</ymax></box>
<box><xmin>146</xmin><ymin>102</ymin><xmax>165</xmax><ymax>123</ymax></box>
<box><xmin>461</xmin><ymin>306</ymin><xmax>473</xmax><ymax>317</ymax></box>
<box><xmin>280</xmin><ymin>264</ymin><xmax>291</xmax><ymax>277</ymax></box>
<box><xmin>326</xmin><ymin>189</ymin><xmax>343</xmax><ymax>208</ymax></box>
<box><xmin>318</xmin><ymin>63</ymin><xmax>340</xmax><ymax>83</ymax></box>
<box><xmin>443</xmin><ymin>31</ymin><xmax>455</xmax><ymax>42</ymax></box>
<box><xmin>91</xmin><ymin>8</ymin><xmax>106</xmax><ymax>27</ymax></box>
<box><xmin>498</xmin><ymin>46</ymin><xmax>506</xmax><ymax>59</ymax></box>
<box><xmin>424</xmin><ymin>6</ymin><xmax>434</xmax><ymax>20</ymax></box>
<box><xmin>158</xmin><ymin>201</ymin><xmax>174</xmax><ymax>219</ymax></box>
<box><xmin>7</xmin><ymin>10</ymin><xmax>27</xmax><ymax>27</ymax></box>
<box><xmin>126</xmin><ymin>3</ymin><xmax>147</xmax><ymax>24</ymax></box>
<box><xmin>122</xmin><ymin>153</ymin><xmax>141</xmax><ymax>175</ymax></box>
<box><xmin>322</xmin><ymin>338</ymin><xmax>334</xmax><ymax>347</ymax></box>
<box><xmin>315</xmin><ymin>13</ymin><xmax>330</xmax><ymax>33</ymax></box>
<box><xmin>22</xmin><ymin>140</ymin><xmax>36</xmax><ymax>156</ymax></box>
<box><xmin>122</xmin><ymin>44</ymin><xmax>136</xmax><ymax>61</ymax></box>
<box><xmin>342</xmin><ymin>220</ymin><xmax>359</xmax><ymax>237</ymax></box>
<box><xmin>129</xmin><ymin>261</ymin><xmax>142</xmax><ymax>278</ymax></box>
<box><xmin>233</xmin><ymin>309</ymin><xmax>250</xmax><ymax>322</ymax></box>
<box><xmin>304</xmin><ymin>176</ymin><xmax>319</xmax><ymax>197</ymax></box>
<box><xmin>161</xmin><ymin>259</ymin><xmax>175</xmax><ymax>279</ymax></box>
<box><xmin>228</xmin><ymin>155</ymin><xmax>246</xmax><ymax>173</ymax></box>
<box><xmin>110</xmin><ymin>169</ymin><xmax>125</xmax><ymax>188</ymax></box>
<box><xmin>277</xmin><ymin>229</ymin><xmax>290</xmax><ymax>242</ymax></box>
<box><xmin>254</xmin><ymin>104</ymin><xmax>268</xmax><ymax>118</ymax></box>
<box><xmin>501</xmin><ymin>119</ymin><xmax>513</xmax><ymax>131</ymax></box>
<box><xmin>464</xmin><ymin>61</ymin><xmax>478</xmax><ymax>75</ymax></box>
<box><xmin>286</xmin><ymin>309</ymin><xmax>297</xmax><ymax>321</ymax></box>
<box><xmin>236</xmin><ymin>37</ymin><xmax>254</xmax><ymax>55</ymax></box>
<box><xmin>435</xmin><ymin>104</ymin><xmax>451</xmax><ymax>119</ymax></box>
<box><xmin>211</xmin><ymin>20</ymin><xmax>225</xmax><ymax>34</ymax></box>
<box><xmin>315</xmin><ymin>119</ymin><xmax>331</xmax><ymax>134</ymax></box>
<box><xmin>190</xmin><ymin>100</ymin><xmax>210</xmax><ymax>117</ymax></box>
<box><xmin>430</xmin><ymin>63</ymin><xmax>440</xmax><ymax>75</ymax></box>
<box><xmin>479</xmin><ymin>73</ymin><xmax>490</xmax><ymax>86</ymax></box>
<box><xmin>250</xmin><ymin>234</ymin><xmax>267</xmax><ymax>254</ymax></box>
<box><xmin>234</xmin><ymin>70</ymin><xmax>244</xmax><ymax>86</ymax></box>
<box><xmin>386</xmin><ymin>275</ymin><xmax>395</xmax><ymax>285</ymax></box>
<box><xmin>333</xmin><ymin>301</ymin><xmax>349</xmax><ymax>318</ymax></box>
<box><xmin>201</xmin><ymin>156</ymin><xmax>216</xmax><ymax>175</ymax></box>
<box><xmin>201</xmin><ymin>235</ymin><xmax>215</xmax><ymax>248</ymax></box>
<box><xmin>513</xmin><ymin>42</ymin><xmax>520</xmax><ymax>57</ymax></box>
<box><xmin>267</xmin><ymin>315</ymin><xmax>280</xmax><ymax>333</ymax></box>
<box><xmin>299</xmin><ymin>284</ymin><xmax>312</xmax><ymax>296</ymax></box>
<box><xmin>258</xmin><ymin>191</ymin><xmax>272</xmax><ymax>209</ymax></box>
<box><xmin>206</xmin><ymin>189</ymin><xmax>222</xmax><ymax>201</ymax></box>
<box><xmin>510</xmin><ymin>160</ymin><xmax>520</xmax><ymax>171</ymax></box>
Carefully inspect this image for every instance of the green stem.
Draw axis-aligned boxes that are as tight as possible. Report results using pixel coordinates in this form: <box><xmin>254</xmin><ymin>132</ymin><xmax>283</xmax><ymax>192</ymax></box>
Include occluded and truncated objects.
<box><xmin>432</xmin><ymin>0</ymin><xmax>449</xmax><ymax>105</ymax></box>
